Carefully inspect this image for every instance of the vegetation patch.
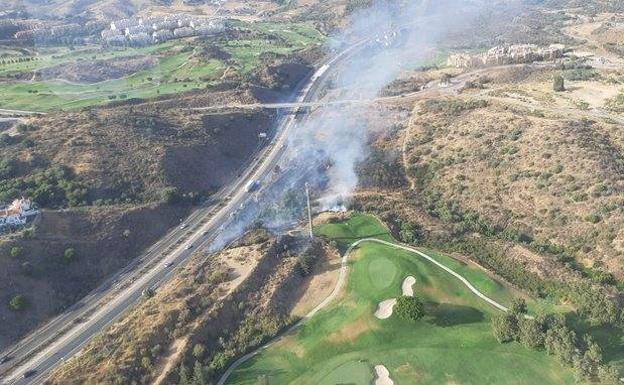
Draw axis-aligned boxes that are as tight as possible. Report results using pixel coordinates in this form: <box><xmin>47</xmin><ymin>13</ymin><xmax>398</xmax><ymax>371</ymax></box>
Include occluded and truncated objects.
<box><xmin>394</xmin><ymin>295</ymin><xmax>425</xmax><ymax>322</ymax></box>
<box><xmin>422</xmin><ymin>98</ymin><xmax>488</xmax><ymax>115</ymax></box>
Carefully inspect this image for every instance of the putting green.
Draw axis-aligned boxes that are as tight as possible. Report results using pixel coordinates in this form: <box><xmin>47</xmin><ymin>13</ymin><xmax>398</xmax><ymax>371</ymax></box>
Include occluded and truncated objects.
<box><xmin>368</xmin><ymin>257</ymin><xmax>398</xmax><ymax>290</ymax></box>
<box><xmin>317</xmin><ymin>360</ymin><xmax>373</xmax><ymax>385</ymax></box>
<box><xmin>225</xmin><ymin>214</ymin><xmax>575</xmax><ymax>385</ymax></box>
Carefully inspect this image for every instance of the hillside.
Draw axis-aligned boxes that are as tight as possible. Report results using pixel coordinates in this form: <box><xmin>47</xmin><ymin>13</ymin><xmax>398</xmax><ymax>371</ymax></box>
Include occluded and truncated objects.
<box><xmin>45</xmin><ymin>231</ymin><xmax>336</xmax><ymax>385</ymax></box>
<box><xmin>7</xmin><ymin>0</ymin><xmax>624</xmax><ymax>383</ymax></box>
<box><xmin>0</xmin><ymin>0</ymin><xmax>333</xmax><ymax>349</ymax></box>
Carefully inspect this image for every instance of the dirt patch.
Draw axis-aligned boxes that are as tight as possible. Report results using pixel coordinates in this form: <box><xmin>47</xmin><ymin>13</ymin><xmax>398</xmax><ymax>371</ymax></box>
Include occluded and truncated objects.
<box><xmin>162</xmin><ymin>111</ymin><xmax>275</xmax><ymax>193</ymax></box>
<box><xmin>291</xmin><ymin>243</ymin><xmax>341</xmax><ymax>317</ymax></box>
<box><xmin>326</xmin><ymin>317</ymin><xmax>374</xmax><ymax>344</ymax></box>
<box><xmin>39</xmin><ymin>56</ymin><xmax>158</xmax><ymax>83</ymax></box>
<box><xmin>153</xmin><ymin>337</ymin><xmax>189</xmax><ymax>385</ymax></box>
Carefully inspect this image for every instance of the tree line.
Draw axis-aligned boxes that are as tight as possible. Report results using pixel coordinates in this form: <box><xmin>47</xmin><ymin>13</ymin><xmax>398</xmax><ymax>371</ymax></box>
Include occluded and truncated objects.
<box><xmin>492</xmin><ymin>299</ymin><xmax>620</xmax><ymax>384</ymax></box>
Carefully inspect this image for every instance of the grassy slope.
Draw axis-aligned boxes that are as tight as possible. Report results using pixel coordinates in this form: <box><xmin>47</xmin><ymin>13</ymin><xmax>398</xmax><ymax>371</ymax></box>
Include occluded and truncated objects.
<box><xmin>226</xmin><ymin>214</ymin><xmax>575</xmax><ymax>385</ymax></box>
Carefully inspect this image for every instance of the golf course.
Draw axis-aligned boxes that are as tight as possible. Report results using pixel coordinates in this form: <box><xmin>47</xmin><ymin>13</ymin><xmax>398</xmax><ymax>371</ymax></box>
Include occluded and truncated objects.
<box><xmin>224</xmin><ymin>214</ymin><xmax>576</xmax><ymax>385</ymax></box>
<box><xmin>0</xmin><ymin>21</ymin><xmax>325</xmax><ymax>112</ymax></box>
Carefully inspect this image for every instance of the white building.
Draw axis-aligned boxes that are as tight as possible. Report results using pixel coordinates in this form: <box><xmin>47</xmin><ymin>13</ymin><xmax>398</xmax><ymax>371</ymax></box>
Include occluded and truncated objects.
<box><xmin>0</xmin><ymin>197</ymin><xmax>38</xmax><ymax>231</ymax></box>
<box><xmin>125</xmin><ymin>25</ymin><xmax>151</xmax><ymax>36</ymax></box>
<box><xmin>152</xmin><ymin>29</ymin><xmax>174</xmax><ymax>43</ymax></box>
<box><xmin>173</xmin><ymin>27</ymin><xmax>195</xmax><ymax>38</ymax></box>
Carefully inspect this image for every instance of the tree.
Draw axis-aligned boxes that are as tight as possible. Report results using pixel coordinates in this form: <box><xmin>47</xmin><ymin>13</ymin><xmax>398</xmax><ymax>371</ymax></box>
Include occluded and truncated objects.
<box><xmin>399</xmin><ymin>221</ymin><xmax>422</xmax><ymax>244</ymax></box>
<box><xmin>492</xmin><ymin>312</ymin><xmax>519</xmax><ymax>343</ymax></box>
<box><xmin>10</xmin><ymin>246</ymin><xmax>23</xmax><ymax>258</ymax></box>
<box><xmin>193</xmin><ymin>361</ymin><xmax>207</xmax><ymax>385</ymax></box>
<box><xmin>518</xmin><ymin>318</ymin><xmax>544</xmax><ymax>349</ymax></box>
<box><xmin>394</xmin><ymin>296</ymin><xmax>425</xmax><ymax>321</ymax></box>
<box><xmin>161</xmin><ymin>187</ymin><xmax>182</xmax><ymax>205</ymax></box>
<box><xmin>510</xmin><ymin>298</ymin><xmax>527</xmax><ymax>315</ymax></box>
<box><xmin>553</xmin><ymin>74</ymin><xmax>565</xmax><ymax>92</ymax></box>
<box><xmin>192</xmin><ymin>343</ymin><xmax>205</xmax><ymax>359</ymax></box>
<box><xmin>141</xmin><ymin>356</ymin><xmax>152</xmax><ymax>369</ymax></box>
<box><xmin>597</xmin><ymin>364</ymin><xmax>620</xmax><ymax>384</ymax></box>
<box><xmin>63</xmin><ymin>247</ymin><xmax>76</xmax><ymax>264</ymax></box>
<box><xmin>9</xmin><ymin>294</ymin><xmax>27</xmax><ymax>311</ymax></box>
<box><xmin>179</xmin><ymin>364</ymin><xmax>192</xmax><ymax>385</ymax></box>
<box><xmin>575</xmin><ymin>335</ymin><xmax>603</xmax><ymax>380</ymax></box>
<box><xmin>544</xmin><ymin>324</ymin><xmax>577</xmax><ymax>365</ymax></box>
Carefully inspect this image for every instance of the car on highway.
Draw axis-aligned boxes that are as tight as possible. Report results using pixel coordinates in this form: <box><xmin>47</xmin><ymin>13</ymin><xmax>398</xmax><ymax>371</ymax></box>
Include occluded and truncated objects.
<box><xmin>180</xmin><ymin>224</ymin><xmax>187</xmax><ymax>229</ymax></box>
<box><xmin>164</xmin><ymin>262</ymin><xmax>174</xmax><ymax>267</ymax></box>
<box><xmin>0</xmin><ymin>355</ymin><xmax>11</xmax><ymax>364</ymax></box>
<box><xmin>202</xmin><ymin>230</ymin><xmax>209</xmax><ymax>236</ymax></box>
<box><xmin>244</xmin><ymin>180</ymin><xmax>260</xmax><ymax>192</ymax></box>
<box><xmin>185</xmin><ymin>244</ymin><xmax>193</xmax><ymax>250</ymax></box>
<box><xmin>23</xmin><ymin>369</ymin><xmax>37</xmax><ymax>378</ymax></box>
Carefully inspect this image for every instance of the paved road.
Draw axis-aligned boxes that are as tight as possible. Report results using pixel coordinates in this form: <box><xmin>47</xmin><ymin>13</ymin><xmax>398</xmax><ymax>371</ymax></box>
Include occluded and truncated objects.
<box><xmin>217</xmin><ymin>237</ymin><xmax>519</xmax><ymax>385</ymax></box>
<box><xmin>0</xmin><ymin>38</ymin><xmax>370</xmax><ymax>385</ymax></box>
<box><xmin>0</xmin><ymin>109</ymin><xmax>44</xmax><ymax>116</ymax></box>
<box><xmin>189</xmin><ymin>63</ymin><xmax>557</xmax><ymax>113</ymax></box>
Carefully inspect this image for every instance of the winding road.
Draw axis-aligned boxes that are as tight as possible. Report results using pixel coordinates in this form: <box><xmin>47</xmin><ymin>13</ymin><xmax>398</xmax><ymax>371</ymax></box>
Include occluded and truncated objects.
<box><xmin>217</xmin><ymin>237</ymin><xmax>518</xmax><ymax>385</ymax></box>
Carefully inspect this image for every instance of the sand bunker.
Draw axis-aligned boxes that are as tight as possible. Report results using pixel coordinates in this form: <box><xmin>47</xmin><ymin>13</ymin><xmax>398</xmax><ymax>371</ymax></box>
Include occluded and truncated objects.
<box><xmin>375</xmin><ymin>276</ymin><xmax>415</xmax><ymax>319</ymax></box>
<box><xmin>374</xmin><ymin>365</ymin><xmax>394</xmax><ymax>385</ymax></box>
<box><xmin>402</xmin><ymin>276</ymin><xmax>416</xmax><ymax>296</ymax></box>
<box><xmin>374</xmin><ymin>299</ymin><xmax>397</xmax><ymax>319</ymax></box>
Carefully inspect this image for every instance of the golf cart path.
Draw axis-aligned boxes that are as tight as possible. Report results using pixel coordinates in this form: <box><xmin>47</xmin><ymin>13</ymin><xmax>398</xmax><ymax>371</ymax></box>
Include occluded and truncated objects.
<box><xmin>217</xmin><ymin>238</ymin><xmax>511</xmax><ymax>385</ymax></box>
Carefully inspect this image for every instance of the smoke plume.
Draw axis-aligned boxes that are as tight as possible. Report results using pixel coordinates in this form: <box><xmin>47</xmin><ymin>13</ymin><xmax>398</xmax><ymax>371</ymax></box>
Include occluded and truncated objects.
<box><xmin>212</xmin><ymin>0</ymin><xmax>524</xmax><ymax>248</ymax></box>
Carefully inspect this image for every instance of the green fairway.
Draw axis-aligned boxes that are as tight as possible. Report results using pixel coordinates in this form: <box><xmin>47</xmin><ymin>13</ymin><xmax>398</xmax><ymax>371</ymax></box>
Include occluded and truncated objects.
<box><xmin>223</xmin><ymin>21</ymin><xmax>324</xmax><ymax>74</ymax></box>
<box><xmin>225</xmin><ymin>214</ymin><xmax>576</xmax><ymax>385</ymax></box>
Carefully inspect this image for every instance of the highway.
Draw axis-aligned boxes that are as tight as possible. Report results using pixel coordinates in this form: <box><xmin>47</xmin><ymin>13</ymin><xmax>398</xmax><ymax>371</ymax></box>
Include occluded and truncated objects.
<box><xmin>0</xmin><ymin>37</ymin><xmax>368</xmax><ymax>385</ymax></box>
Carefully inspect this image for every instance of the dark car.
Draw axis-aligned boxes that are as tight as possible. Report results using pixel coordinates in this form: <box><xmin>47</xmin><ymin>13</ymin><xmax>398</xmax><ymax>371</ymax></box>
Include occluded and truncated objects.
<box><xmin>23</xmin><ymin>369</ymin><xmax>37</xmax><ymax>378</ymax></box>
<box><xmin>0</xmin><ymin>355</ymin><xmax>10</xmax><ymax>364</ymax></box>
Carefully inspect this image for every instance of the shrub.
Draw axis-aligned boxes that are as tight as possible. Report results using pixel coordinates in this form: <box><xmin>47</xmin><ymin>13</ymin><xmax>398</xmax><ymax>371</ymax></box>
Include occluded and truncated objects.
<box><xmin>193</xmin><ymin>343</ymin><xmax>206</xmax><ymax>359</ymax></box>
<box><xmin>356</xmin><ymin>149</ymin><xmax>407</xmax><ymax>189</ymax></box>
<box><xmin>161</xmin><ymin>187</ymin><xmax>181</xmax><ymax>204</ymax></box>
<box><xmin>9</xmin><ymin>294</ymin><xmax>27</xmax><ymax>311</ymax></box>
<box><xmin>399</xmin><ymin>221</ymin><xmax>423</xmax><ymax>244</ymax></box>
<box><xmin>510</xmin><ymin>298</ymin><xmax>527</xmax><ymax>315</ymax></box>
<box><xmin>10</xmin><ymin>246</ymin><xmax>23</xmax><ymax>258</ymax></box>
<box><xmin>423</xmin><ymin>99</ymin><xmax>488</xmax><ymax>115</ymax></box>
<box><xmin>492</xmin><ymin>312</ymin><xmax>519</xmax><ymax>343</ymax></box>
<box><xmin>553</xmin><ymin>74</ymin><xmax>565</xmax><ymax>92</ymax></box>
<box><xmin>394</xmin><ymin>296</ymin><xmax>425</xmax><ymax>321</ymax></box>
<box><xmin>519</xmin><ymin>318</ymin><xmax>545</xmax><ymax>349</ymax></box>
<box><xmin>63</xmin><ymin>247</ymin><xmax>76</xmax><ymax>264</ymax></box>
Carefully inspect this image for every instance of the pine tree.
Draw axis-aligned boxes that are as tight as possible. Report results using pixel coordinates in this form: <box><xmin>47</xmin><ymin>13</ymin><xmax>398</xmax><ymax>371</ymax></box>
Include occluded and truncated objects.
<box><xmin>179</xmin><ymin>364</ymin><xmax>192</xmax><ymax>385</ymax></box>
<box><xmin>193</xmin><ymin>361</ymin><xmax>207</xmax><ymax>385</ymax></box>
<box><xmin>553</xmin><ymin>74</ymin><xmax>565</xmax><ymax>92</ymax></box>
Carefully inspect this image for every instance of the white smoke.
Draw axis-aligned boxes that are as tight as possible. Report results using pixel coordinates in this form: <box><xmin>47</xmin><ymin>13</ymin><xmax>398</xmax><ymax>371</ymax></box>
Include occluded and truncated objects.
<box><xmin>284</xmin><ymin>0</ymin><xmax>498</xmax><ymax>208</ymax></box>
<box><xmin>212</xmin><ymin>0</ymin><xmax>526</xmax><ymax>246</ymax></box>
